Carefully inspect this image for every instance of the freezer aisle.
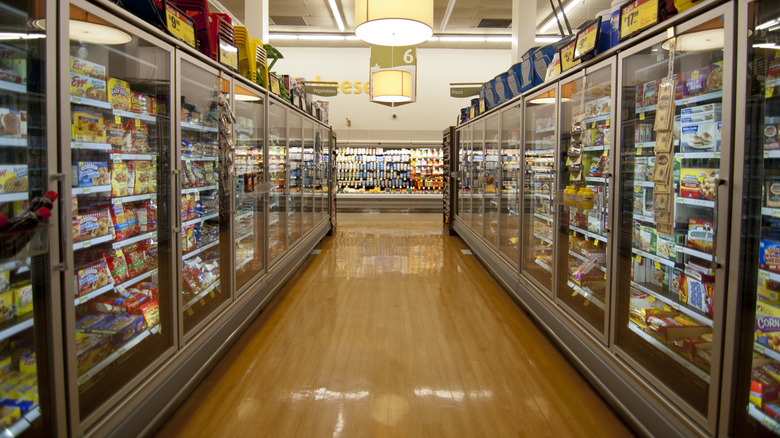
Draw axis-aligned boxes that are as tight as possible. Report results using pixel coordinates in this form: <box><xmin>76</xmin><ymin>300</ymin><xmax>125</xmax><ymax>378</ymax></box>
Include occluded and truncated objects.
<box><xmin>154</xmin><ymin>214</ymin><xmax>635</xmax><ymax>437</ymax></box>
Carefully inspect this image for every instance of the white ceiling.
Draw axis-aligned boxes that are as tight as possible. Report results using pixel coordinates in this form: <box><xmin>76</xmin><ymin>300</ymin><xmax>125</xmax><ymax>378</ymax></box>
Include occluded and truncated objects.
<box><xmin>214</xmin><ymin>0</ymin><xmax>613</xmax><ymax>47</ymax></box>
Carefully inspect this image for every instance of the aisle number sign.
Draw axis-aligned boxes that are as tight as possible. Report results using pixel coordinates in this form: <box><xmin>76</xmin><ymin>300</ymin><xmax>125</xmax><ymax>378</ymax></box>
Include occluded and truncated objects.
<box><xmin>620</xmin><ymin>0</ymin><xmax>659</xmax><ymax>41</ymax></box>
<box><xmin>164</xmin><ymin>2</ymin><xmax>197</xmax><ymax>49</ymax></box>
<box><xmin>559</xmin><ymin>40</ymin><xmax>581</xmax><ymax>72</ymax></box>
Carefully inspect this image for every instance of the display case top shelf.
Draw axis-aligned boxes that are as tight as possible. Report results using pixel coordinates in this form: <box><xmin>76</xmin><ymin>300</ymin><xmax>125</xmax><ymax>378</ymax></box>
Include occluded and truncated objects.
<box><xmin>183</xmin><ymin>280</ymin><xmax>220</xmax><ymax>312</ymax></box>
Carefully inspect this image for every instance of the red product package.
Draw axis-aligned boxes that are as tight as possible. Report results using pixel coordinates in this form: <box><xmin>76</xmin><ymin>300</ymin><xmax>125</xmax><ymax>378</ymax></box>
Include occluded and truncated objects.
<box><xmin>73</xmin><ymin>209</ymin><xmax>114</xmax><ymax>242</ymax></box>
<box><xmin>125</xmin><ymin>119</ymin><xmax>149</xmax><ymax>153</ymax></box>
<box><xmin>110</xmin><ymin>203</ymin><xmax>136</xmax><ymax>241</ymax></box>
<box><xmin>103</xmin><ymin>249</ymin><xmax>129</xmax><ymax>285</ymax></box>
<box><xmin>137</xmin><ymin>200</ymin><xmax>157</xmax><ymax>233</ymax></box>
<box><xmin>137</xmin><ymin>298</ymin><xmax>159</xmax><ymax>328</ymax></box>
<box><xmin>75</xmin><ymin>259</ymin><xmax>113</xmax><ymax>296</ymax></box>
<box><xmin>123</xmin><ymin>241</ymin><xmax>148</xmax><ymax>279</ymax></box>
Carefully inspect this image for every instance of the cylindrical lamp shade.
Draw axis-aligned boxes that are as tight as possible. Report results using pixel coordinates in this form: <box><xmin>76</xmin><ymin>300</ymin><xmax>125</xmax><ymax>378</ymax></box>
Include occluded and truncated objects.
<box><xmin>355</xmin><ymin>0</ymin><xmax>433</xmax><ymax>46</ymax></box>
<box><xmin>372</xmin><ymin>70</ymin><xmax>413</xmax><ymax>103</ymax></box>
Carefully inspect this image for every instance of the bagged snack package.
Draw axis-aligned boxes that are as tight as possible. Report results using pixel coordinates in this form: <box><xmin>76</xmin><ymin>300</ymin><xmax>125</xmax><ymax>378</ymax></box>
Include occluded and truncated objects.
<box><xmin>107</xmin><ymin>77</ymin><xmax>131</xmax><ymax>111</ymax></box>
<box><xmin>203</xmin><ymin>162</ymin><xmax>215</xmax><ymax>185</ymax></box>
<box><xmin>126</xmin><ymin>120</ymin><xmax>149</xmax><ymax>153</ymax></box>
<box><xmin>109</xmin><ymin>203</ymin><xmax>137</xmax><ymax>241</ymax></box>
<box><xmin>73</xmin><ymin>161</ymin><xmax>108</xmax><ymax>187</ymax></box>
<box><xmin>0</xmin><ymin>165</ymin><xmax>28</xmax><ymax>194</ymax></box>
<box><xmin>103</xmin><ymin>249</ymin><xmax>128</xmax><ymax>284</ymax></box>
<box><xmin>73</xmin><ymin>209</ymin><xmax>114</xmax><ymax>242</ymax></box>
<box><xmin>0</xmin><ymin>109</ymin><xmax>27</xmax><ymax>138</ymax></box>
<box><xmin>123</xmin><ymin>241</ymin><xmax>148</xmax><ymax>278</ymax></box>
<box><xmin>75</xmin><ymin>259</ymin><xmax>113</xmax><ymax>296</ymax></box>
<box><xmin>125</xmin><ymin>207</ymin><xmax>140</xmax><ymax>236</ymax></box>
<box><xmin>129</xmin><ymin>160</ymin><xmax>151</xmax><ymax>194</ymax></box>
<box><xmin>137</xmin><ymin>200</ymin><xmax>157</xmax><ymax>233</ymax></box>
<box><xmin>91</xmin><ymin>314</ymin><xmax>144</xmax><ymax>348</ymax></box>
<box><xmin>71</xmin><ymin>108</ymin><xmax>106</xmax><ymax>143</ymax></box>
<box><xmin>145</xmin><ymin>244</ymin><xmax>158</xmax><ymax>271</ymax></box>
<box><xmin>137</xmin><ymin>298</ymin><xmax>159</xmax><ymax>328</ymax></box>
<box><xmin>69</xmin><ymin>56</ymin><xmax>106</xmax><ymax>80</ymax></box>
<box><xmin>105</xmin><ymin>120</ymin><xmax>131</xmax><ymax>152</ymax></box>
<box><xmin>70</xmin><ymin>73</ymin><xmax>107</xmax><ymax>101</ymax></box>
<box><xmin>182</xmin><ymin>225</ymin><xmax>196</xmax><ymax>253</ymax></box>
<box><xmin>110</xmin><ymin>160</ymin><xmax>129</xmax><ymax>197</ymax></box>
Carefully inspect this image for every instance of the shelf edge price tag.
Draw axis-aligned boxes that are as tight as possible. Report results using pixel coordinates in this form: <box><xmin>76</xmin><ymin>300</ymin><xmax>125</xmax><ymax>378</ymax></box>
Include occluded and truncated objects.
<box><xmin>218</xmin><ymin>37</ymin><xmax>239</xmax><ymax>72</ymax></box>
<box><xmin>620</xmin><ymin>0</ymin><xmax>659</xmax><ymax>41</ymax></box>
<box><xmin>165</xmin><ymin>1</ymin><xmax>197</xmax><ymax>49</ymax></box>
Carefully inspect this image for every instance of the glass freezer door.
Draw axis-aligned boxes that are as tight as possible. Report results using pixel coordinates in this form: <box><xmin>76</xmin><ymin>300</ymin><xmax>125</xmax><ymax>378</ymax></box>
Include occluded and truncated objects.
<box><xmin>67</xmin><ymin>4</ymin><xmax>173</xmax><ymax>419</ymax></box>
<box><xmin>471</xmin><ymin>121</ymin><xmax>485</xmax><ymax>236</ymax></box>
<box><xmin>733</xmin><ymin>0</ymin><xmax>780</xmax><ymax>433</ymax></box>
<box><xmin>288</xmin><ymin>113</ymin><xmax>302</xmax><ymax>246</ymax></box>
<box><xmin>302</xmin><ymin>120</ymin><xmax>314</xmax><ymax>234</ymax></box>
<box><xmin>0</xmin><ymin>0</ymin><xmax>55</xmax><ymax>434</ymax></box>
<box><xmin>522</xmin><ymin>87</ymin><xmax>557</xmax><ymax>293</ymax></box>
<box><xmin>499</xmin><ymin>105</ymin><xmax>522</xmax><ymax>266</ymax></box>
<box><xmin>615</xmin><ymin>13</ymin><xmax>730</xmax><ymax>416</ymax></box>
<box><xmin>268</xmin><ymin>101</ymin><xmax>287</xmax><ymax>264</ymax></box>
<box><xmin>556</xmin><ymin>65</ymin><xmax>613</xmax><ymax>337</ymax></box>
<box><xmin>458</xmin><ymin>126</ymin><xmax>471</xmax><ymax>225</ymax></box>
<box><xmin>233</xmin><ymin>84</ymin><xmax>264</xmax><ymax>292</ymax></box>
<box><xmin>484</xmin><ymin>115</ymin><xmax>499</xmax><ymax>247</ymax></box>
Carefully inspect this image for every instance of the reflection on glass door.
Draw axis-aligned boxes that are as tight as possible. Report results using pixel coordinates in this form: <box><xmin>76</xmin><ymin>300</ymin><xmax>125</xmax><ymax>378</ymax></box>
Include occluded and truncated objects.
<box><xmin>472</xmin><ymin>121</ymin><xmax>485</xmax><ymax>235</ymax></box>
<box><xmin>556</xmin><ymin>65</ymin><xmax>613</xmax><ymax>335</ymax></box>
<box><xmin>68</xmin><ymin>4</ymin><xmax>172</xmax><ymax>418</ymax></box>
<box><xmin>0</xmin><ymin>0</ymin><xmax>54</xmax><ymax>433</ymax></box>
<box><xmin>268</xmin><ymin>101</ymin><xmax>287</xmax><ymax>264</ymax></box>
<box><xmin>484</xmin><ymin>115</ymin><xmax>499</xmax><ymax>246</ymax></box>
<box><xmin>288</xmin><ymin>113</ymin><xmax>302</xmax><ymax>245</ymax></box>
<box><xmin>616</xmin><ymin>15</ymin><xmax>729</xmax><ymax>415</ymax></box>
<box><xmin>179</xmin><ymin>62</ymin><xmax>228</xmax><ymax>336</ymax></box>
<box><xmin>500</xmin><ymin>105</ymin><xmax>522</xmax><ymax>265</ymax></box>
<box><xmin>523</xmin><ymin>88</ymin><xmax>557</xmax><ymax>293</ymax></box>
<box><xmin>234</xmin><ymin>84</ymin><xmax>264</xmax><ymax>291</ymax></box>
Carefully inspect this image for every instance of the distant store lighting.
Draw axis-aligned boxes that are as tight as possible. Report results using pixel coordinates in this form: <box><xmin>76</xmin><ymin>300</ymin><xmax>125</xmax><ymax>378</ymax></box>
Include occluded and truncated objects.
<box><xmin>355</xmin><ymin>0</ymin><xmax>433</xmax><ymax>46</ymax></box>
<box><xmin>0</xmin><ymin>33</ymin><xmax>45</xmax><ymax>40</ymax></box>
<box><xmin>372</xmin><ymin>70</ymin><xmax>413</xmax><ymax>103</ymax></box>
<box><xmin>299</xmin><ymin>34</ymin><xmax>347</xmax><ymax>41</ymax></box>
<box><xmin>754</xmin><ymin>43</ymin><xmax>780</xmax><ymax>50</ymax></box>
<box><xmin>235</xmin><ymin>93</ymin><xmax>262</xmax><ymax>101</ymax></box>
<box><xmin>327</xmin><ymin>0</ymin><xmax>345</xmax><ymax>32</ymax></box>
<box><xmin>757</xmin><ymin>18</ymin><xmax>780</xmax><ymax>31</ymax></box>
<box><xmin>269</xmin><ymin>34</ymin><xmax>299</xmax><ymax>40</ymax></box>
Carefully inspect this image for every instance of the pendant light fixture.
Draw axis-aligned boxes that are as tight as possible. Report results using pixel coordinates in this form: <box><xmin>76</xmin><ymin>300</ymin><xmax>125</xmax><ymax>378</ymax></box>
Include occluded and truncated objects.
<box><xmin>371</xmin><ymin>69</ymin><xmax>413</xmax><ymax>102</ymax></box>
<box><xmin>355</xmin><ymin>0</ymin><xmax>433</xmax><ymax>46</ymax></box>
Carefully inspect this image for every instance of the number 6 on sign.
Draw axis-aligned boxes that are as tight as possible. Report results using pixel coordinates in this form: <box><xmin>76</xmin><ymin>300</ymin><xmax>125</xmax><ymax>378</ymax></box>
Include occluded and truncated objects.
<box><xmin>404</xmin><ymin>49</ymin><xmax>414</xmax><ymax>64</ymax></box>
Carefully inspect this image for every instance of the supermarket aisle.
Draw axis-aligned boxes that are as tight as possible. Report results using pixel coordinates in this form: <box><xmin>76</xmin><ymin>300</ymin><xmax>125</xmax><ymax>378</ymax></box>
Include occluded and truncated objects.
<box><xmin>154</xmin><ymin>214</ymin><xmax>635</xmax><ymax>437</ymax></box>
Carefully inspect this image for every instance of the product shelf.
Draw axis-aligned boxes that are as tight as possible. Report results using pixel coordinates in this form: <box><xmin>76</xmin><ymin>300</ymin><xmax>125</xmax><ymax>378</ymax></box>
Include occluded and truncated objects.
<box><xmin>182</xmin><ymin>239</ymin><xmax>219</xmax><ymax>261</ymax></box>
<box><xmin>632</xmin><ymin>247</ymin><xmax>676</xmax><ymax>268</ymax></box>
<box><xmin>113</xmin><ymin>110</ymin><xmax>156</xmax><ymax>123</ymax></box>
<box><xmin>0</xmin><ymin>314</ymin><xmax>34</xmax><ymax>342</ymax></box>
<box><xmin>759</xmin><ymin>269</ymin><xmax>780</xmax><ymax>283</ymax></box>
<box><xmin>71</xmin><ymin>142</ymin><xmax>112</xmax><ymax>151</ymax></box>
<box><xmin>631</xmin><ymin>281</ymin><xmax>713</xmax><ymax>327</ymax></box>
<box><xmin>0</xmin><ymin>80</ymin><xmax>26</xmax><ymax>94</ymax></box>
<box><xmin>182</xmin><ymin>213</ymin><xmax>219</xmax><ymax>228</ymax></box>
<box><xmin>0</xmin><ymin>138</ymin><xmax>26</xmax><ymax>147</ymax></box>
<box><xmin>582</xmin><ymin>146</ymin><xmax>605</xmax><ymax>152</ymax></box>
<box><xmin>183</xmin><ymin>280</ymin><xmax>220</xmax><ymax>312</ymax></box>
<box><xmin>676</xmin><ymin>91</ymin><xmax>724</xmax><ymax>106</ymax></box>
<box><xmin>78</xmin><ymin>327</ymin><xmax>156</xmax><ymax>386</ymax></box>
<box><xmin>110</xmin><ymin>153</ymin><xmax>156</xmax><ymax>161</ymax></box>
<box><xmin>72</xmin><ymin>185</ymin><xmax>111</xmax><ymax>195</ymax></box>
<box><xmin>5</xmin><ymin>404</ymin><xmax>40</xmax><ymax>436</ymax></box>
<box><xmin>534</xmin><ymin>258</ymin><xmax>552</xmax><ymax>273</ymax></box>
<box><xmin>676</xmin><ymin>197</ymin><xmax>715</xmax><ymax>208</ymax></box>
<box><xmin>755</xmin><ymin>342</ymin><xmax>780</xmax><ymax>363</ymax></box>
<box><xmin>73</xmin><ymin>234</ymin><xmax>114</xmax><ymax>251</ymax></box>
<box><xmin>70</xmin><ymin>95</ymin><xmax>111</xmax><ymax>109</ymax></box>
<box><xmin>764</xmin><ymin>150</ymin><xmax>780</xmax><ymax>159</ymax></box>
<box><xmin>678</xmin><ymin>152</ymin><xmax>720</xmax><ymax>159</ymax></box>
<box><xmin>180</xmin><ymin>122</ymin><xmax>218</xmax><ymax>133</ymax></box>
<box><xmin>628</xmin><ymin>322</ymin><xmax>710</xmax><ymax>382</ymax></box>
<box><xmin>534</xmin><ymin>213</ymin><xmax>553</xmax><ymax>222</ymax></box>
<box><xmin>568</xmin><ymin>250</ymin><xmax>607</xmax><ymax>273</ymax></box>
<box><xmin>676</xmin><ymin>245</ymin><xmax>713</xmax><ymax>262</ymax></box>
<box><xmin>75</xmin><ymin>283</ymin><xmax>115</xmax><ymax>306</ymax></box>
<box><xmin>634</xmin><ymin>180</ymin><xmax>655</xmax><ymax>188</ymax></box>
<box><xmin>762</xmin><ymin>208</ymin><xmax>780</xmax><ymax>218</ymax></box>
<box><xmin>569</xmin><ymin>225</ymin><xmax>608</xmax><ymax>243</ymax></box>
<box><xmin>111</xmin><ymin>193</ymin><xmax>156</xmax><ymax>204</ymax></box>
<box><xmin>585</xmin><ymin>176</ymin><xmax>607</xmax><ymax>183</ymax></box>
<box><xmin>567</xmin><ymin>280</ymin><xmax>606</xmax><ymax>310</ymax></box>
<box><xmin>635</xmin><ymin>142</ymin><xmax>656</xmax><ymax>149</ymax></box>
<box><xmin>181</xmin><ymin>185</ymin><xmax>218</xmax><ymax>194</ymax></box>
<box><xmin>111</xmin><ymin>231</ymin><xmax>156</xmax><ymax>251</ymax></box>
<box><xmin>748</xmin><ymin>404</ymin><xmax>780</xmax><ymax>434</ymax></box>
<box><xmin>237</xmin><ymin>231</ymin><xmax>253</xmax><ymax>242</ymax></box>
<box><xmin>533</xmin><ymin>233</ymin><xmax>553</xmax><ymax>246</ymax></box>
<box><xmin>584</xmin><ymin>114</ymin><xmax>610</xmax><ymax>124</ymax></box>
<box><xmin>633</xmin><ymin>213</ymin><xmax>655</xmax><ymax>223</ymax></box>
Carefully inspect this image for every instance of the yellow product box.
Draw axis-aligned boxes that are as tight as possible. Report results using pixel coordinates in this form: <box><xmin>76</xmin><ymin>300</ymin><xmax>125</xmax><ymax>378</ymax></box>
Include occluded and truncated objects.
<box><xmin>0</xmin><ymin>406</ymin><xmax>20</xmax><ymax>429</ymax></box>
<box><xmin>0</xmin><ymin>290</ymin><xmax>13</xmax><ymax>324</ymax></box>
<box><xmin>0</xmin><ymin>165</ymin><xmax>28</xmax><ymax>194</ymax></box>
<box><xmin>70</xmin><ymin>73</ymin><xmax>107</xmax><ymax>101</ymax></box>
<box><xmin>13</xmin><ymin>283</ymin><xmax>32</xmax><ymax>317</ymax></box>
<box><xmin>18</xmin><ymin>350</ymin><xmax>35</xmax><ymax>374</ymax></box>
<box><xmin>756</xmin><ymin>301</ymin><xmax>780</xmax><ymax>351</ymax></box>
<box><xmin>0</xmin><ymin>356</ymin><xmax>10</xmax><ymax>376</ymax></box>
<box><xmin>71</xmin><ymin>108</ymin><xmax>106</xmax><ymax>143</ymax></box>
<box><xmin>760</xmin><ymin>283</ymin><xmax>780</xmax><ymax>302</ymax></box>
<box><xmin>69</xmin><ymin>56</ymin><xmax>106</xmax><ymax>80</ymax></box>
<box><xmin>679</xmin><ymin>168</ymin><xmax>718</xmax><ymax>200</ymax></box>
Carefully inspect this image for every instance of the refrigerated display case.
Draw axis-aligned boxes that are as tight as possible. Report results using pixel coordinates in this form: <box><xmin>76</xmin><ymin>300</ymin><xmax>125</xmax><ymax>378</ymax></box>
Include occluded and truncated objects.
<box><xmin>64</xmin><ymin>1</ymin><xmax>174</xmax><ymax>421</ymax></box>
<box><xmin>731</xmin><ymin>0</ymin><xmax>780</xmax><ymax>434</ymax></box>
<box><xmin>556</xmin><ymin>61</ymin><xmax>614</xmax><ymax>338</ymax></box>
<box><xmin>499</xmin><ymin>105</ymin><xmax>521</xmax><ymax>265</ymax></box>
<box><xmin>472</xmin><ymin>121</ymin><xmax>485</xmax><ymax>236</ymax></box>
<box><xmin>268</xmin><ymin>100</ymin><xmax>287</xmax><ymax>264</ymax></box>
<box><xmin>233</xmin><ymin>82</ymin><xmax>264</xmax><ymax>293</ymax></box>
<box><xmin>288</xmin><ymin>113</ymin><xmax>302</xmax><ymax>246</ymax></box>
<box><xmin>0</xmin><ymin>0</ymin><xmax>58</xmax><ymax>434</ymax></box>
<box><xmin>302</xmin><ymin>120</ymin><xmax>314</xmax><ymax>234</ymax></box>
<box><xmin>484</xmin><ymin>115</ymin><xmax>499</xmax><ymax>246</ymax></box>
<box><xmin>459</xmin><ymin>127</ymin><xmax>471</xmax><ymax>224</ymax></box>
<box><xmin>314</xmin><ymin>126</ymin><xmax>324</xmax><ymax>223</ymax></box>
<box><xmin>522</xmin><ymin>86</ymin><xmax>557</xmax><ymax>294</ymax></box>
<box><xmin>177</xmin><ymin>57</ymin><xmax>229</xmax><ymax>337</ymax></box>
<box><xmin>614</xmin><ymin>7</ymin><xmax>732</xmax><ymax>422</ymax></box>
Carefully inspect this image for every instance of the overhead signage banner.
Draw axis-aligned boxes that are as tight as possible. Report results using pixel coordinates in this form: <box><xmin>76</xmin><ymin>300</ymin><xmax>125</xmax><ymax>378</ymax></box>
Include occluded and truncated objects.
<box><xmin>450</xmin><ymin>85</ymin><xmax>481</xmax><ymax>98</ymax></box>
<box><xmin>303</xmin><ymin>82</ymin><xmax>339</xmax><ymax>97</ymax></box>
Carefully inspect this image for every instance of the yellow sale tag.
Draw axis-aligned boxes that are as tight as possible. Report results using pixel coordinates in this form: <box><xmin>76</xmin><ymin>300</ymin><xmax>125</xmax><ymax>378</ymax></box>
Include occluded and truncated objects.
<box><xmin>575</xmin><ymin>20</ymin><xmax>599</xmax><ymax>59</ymax></box>
<box><xmin>636</xmin><ymin>255</ymin><xmax>642</xmax><ymax>263</ymax></box>
<box><xmin>620</xmin><ymin>0</ymin><xmax>659</xmax><ymax>40</ymax></box>
<box><xmin>572</xmin><ymin>291</ymin><xmax>578</xmax><ymax>297</ymax></box>
<box><xmin>605</xmin><ymin>119</ymin><xmax>610</xmax><ymax>127</ymax></box>
<box><xmin>210</xmin><ymin>291</ymin><xmax>215</xmax><ymax>298</ymax></box>
<box><xmin>583</xmin><ymin>300</ymin><xmax>590</xmax><ymax>307</ymax></box>
<box><xmin>114</xmin><ymin>115</ymin><xmax>122</xmax><ymax>125</ymax></box>
<box><xmin>165</xmin><ymin>3</ymin><xmax>197</xmax><ymax>48</ymax></box>
<box><xmin>647</xmin><ymin>296</ymin><xmax>656</xmax><ymax>302</ymax></box>
<box><xmin>639</xmin><ymin>112</ymin><xmax>645</xmax><ymax>120</ymax></box>
<box><xmin>135</xmin><ymin>119</ymin><xmax>141</xmax><ymax>128</ymax></box>
<box><xmin>200</xmin><ymin>298</ymin><xmax>206</xmax><ymax>306</ymax></box>
<box><xmin>187</xmin><ymin>308</ymin><xmax>194</xmax><ymax>316</ymax></box>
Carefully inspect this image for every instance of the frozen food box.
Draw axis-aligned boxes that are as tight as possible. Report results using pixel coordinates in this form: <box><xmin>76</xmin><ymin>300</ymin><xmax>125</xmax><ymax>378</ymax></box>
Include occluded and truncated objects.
<box><xmin>687</xmin><ymin>219</ymin><xmax>714</xmax><ymax>254</ymax></box>
<box><xmin>679</xmin><ymin>168</ymin><xmax>718</xmax><ymax>200</ymax></box>
<box><xmin>69</xmin><ymin>56</ymin><xmax>106</xmax><ymax>80</ymax></box>
<box><xmin>761</xmin><ymin>239</ymin><xmax>780</xmax><ymax>273</ymax></box>
<box><xmin>73</xmin><ymin>161</ymin><xmax>108</xmax><ymax>187</ymax></box>
<box><xmin>13</xmin><ymin>283</ymin><xmax>31</xmax><ymax>317</ymax></box>
<box><xmin>0</xmin><ymin>44</ymin><xmax>27</xmax><ymax>85</ymax></box>
<box><xmin>680</xmin><ymin>103</ymin><xmax>722</xmax><ymax>117</ymax></box>
<box><xmin>643</xmin><ymin>80</ymin><xmax>659</xmax><ymax>107</ymax></box>
<box><xmin>751</xmin><ymin>367</ymin><xmax>780</xmax><ymax>408</ymax></box>
<box><xmin>683</xmin><ymin>64</ymin><xmax>723</xmax><ymax>97</ymax></box>
<box><xmin>766</xmin><ymin>124</ymin><xmax>780</xmax><ymax>150</ymax></box>
<box><xmin>69</xmin><ymin>73</ymin><xmax>107</xmax><ymax>101</ymax></box>
<box><xmin>89</xmin><ymin>314</ymin><xmax>144</xmax><ymax>348</ymax></box>
<box><xmin>71</xmin><ymin>108</ymin><xmax>106</xmax><ymax>143</ymax></box>
<box><xmin>680</xmin><ymin>121</ymin><xmax>721</xmax><ymax>152</ymax></box>
<box><xmin>0</xmin><ymin>108</ymin><xmax>27</xmax><ymax>138</ymax></box>
<box><xmin>75</xmin><ymin>332</ymin><xmax>111</xmax><ymax>375</ymax></box>
<box><xmin>108</xmin><ymin>77</ymin><xmax>131</xmax><ymax>111</ymax></box>
<box><xmin>75</xmin><ymin>259</ymin><xmax>113</xmax><ymax>297</ymax></box>
<box><xmin>0</xmin><ymin>165</ymin><xmax>28</xmax><ymax>194</ymax></box>
<box><xmin>0</xmin><ymin>290</ymin><xmax>13</xmax><ymax>324</ymax></box>
<box><xmin>76</xmin><ymin>313</ymin><xmax>112</xmax><ymax>332</ymax></box>
<box><xmin>73</xmin><ymin>209</ymin><xmax>113</xmax><ymax>243</ymax></box>
<box><xmin>684</xmin><ymin>275</ymin><xmax>714</xmax><ymax>316</ymax></box>
<box><xmin>756</xmin><ymin>301</ymin><xmax>780</xmax><ymax>352</ymax></box>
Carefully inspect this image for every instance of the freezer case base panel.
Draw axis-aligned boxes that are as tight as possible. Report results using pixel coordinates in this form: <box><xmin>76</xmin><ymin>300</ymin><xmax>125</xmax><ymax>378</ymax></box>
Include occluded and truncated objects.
<box><xmin>452</xmin><ymin>219</ymin><xmax>706</xmax><ymax>438</ymax></box>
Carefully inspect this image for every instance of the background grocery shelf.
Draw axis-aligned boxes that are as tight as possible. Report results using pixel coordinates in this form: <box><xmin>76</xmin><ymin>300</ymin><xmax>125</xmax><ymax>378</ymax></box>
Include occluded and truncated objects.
<box><xmin>183</xmin><ymin>281</ymin><xmax>220</xmax><ymax>312</ymax></box>
<box><xmin>754</xmin><ymin>343</ymin><xmax>780</xmax><ymax>363</ymax></box>
<box><xmin>569</xmin><ymin>225</ymin><xmax>608</xmax><ymax>243</ymax></box>
<box><xmin>676</xmin><ymin>245</ymin><xmax>713</xmax><ymax>262</ymax></box>
<box><xmin>759</xmin><ymin>269</ymin><xmax>780</xmax><ymax>283</ymax></box>
<box><xmin>75</xmin><ymin>283</ymin><xmax>114</xmax><ymax>306</ymax></box>
<box><xmin>182</xmin><ymin>239</ymin><xmax>219</xmax><ymax>261</ymax></box>
<box><xmin>568</xmin><ymin>250</ymin><xmax>607</xmax><ymax>273</ymax></box>
<box><xmin>71</xmin><ymin>142</ymin><xmax>111</xmax><ymax>151</ymax></box>
<box><xmin>182</xmin><ymin>185</ymin><xmax>218</xmax><ymax>194</ymax></box>
<box><xmin>0</xmin><ymin>80</ymin><xmax>25</xmax><ymax>94</ymax></box>
<box><xmin>676</xmin><ymin>197</ymin><xmax>715</xmax><ymax>208</ymax></box>
<box><xmin>70</xmin><ymin>95</ymin><xmax>111</xmax><ymax>109</ymax></box>
<box><xmin>181</xmin><ymin>122</ymin><xmax>218</xmax><ymax>133</ymax></box>
<box><xmin>73</xmin><ymin>234</ymin><xmax>114</xmax><ymax>251</ymax></box>
<box><xmin>112</xmin><ymin>231</ymin><xmax>156</xmax><ymax>251</ymax></box>
<box><xmin>632</xmin><ymin>247</ymin><xmax>676</xmax><ymax>268</ymax></box>
<box><xmin>748</xmin><ymin>404</ymin><xmax>780</xmax><ymax>434</ymax></box>
<box><xmin>0</xmin><ymin>315</ymin><xmax>33</xmax><ymax>342</ymax></box>
<box><xmin>0</xmin><ymin>192</ymin><xmax>28</xmax><ymax>203</ymax></box>
<box><xmin>114</xmin><ymin>110</ymin><xmax>156</xmax><ymax>123</ymax></box>
<box><xmin>535</xmin><ymin>258</ymin><xmax>552</xmax><ymax>273</ymax></box>
<box><xmin>112</xmin><ymin>193</ymin><xmax>156</xmax><ymax>204</ymax></box>
<box><xmin>678</xmin><ymin>152</ymin><xmax>720</xmax><ymax>159</ymax></box>
<box><xmin>111</xmin><ymin>153</ymin><xmax>156</xmax><ymax>161</ymax></box>
<box><xmin>6</xmin><ymin>405</ymin><xmax>40</xmax><ymax>437</ymax></box>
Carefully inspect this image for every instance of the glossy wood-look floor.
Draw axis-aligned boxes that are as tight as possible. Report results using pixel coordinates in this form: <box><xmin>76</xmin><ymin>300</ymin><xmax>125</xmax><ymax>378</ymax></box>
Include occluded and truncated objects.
<box><xmin>154</xmin><ymin>214</ymin><xmax>636</xmax><ymax>437</ymax></box>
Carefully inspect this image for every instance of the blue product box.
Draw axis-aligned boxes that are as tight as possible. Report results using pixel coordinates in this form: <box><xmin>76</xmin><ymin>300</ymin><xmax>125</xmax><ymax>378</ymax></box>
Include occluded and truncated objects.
<box><xmin>532</xmin><ymin>45</ymin><xmax>556</xmax><ymax>85</ymax></box>
<box><xmin>507</xmin><ymin>63</ymin><xmax>522</xmax><ymax>96</ymax></box>
<box><xmin>494</xmin><ymin>73</ymin><xmax>512</xmax><ymax>104</ymax></box>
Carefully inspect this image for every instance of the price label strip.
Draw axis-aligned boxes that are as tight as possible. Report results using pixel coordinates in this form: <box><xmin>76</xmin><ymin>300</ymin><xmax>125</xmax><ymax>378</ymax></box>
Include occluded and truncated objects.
<box><xmin>164</xmin><ymin>1</ymin><xmax>197</xmax><ymax>49</ymax></box>
<box><xmin>620</xmin><ymin>0</ymin><xmax>659</xmax><ymax>41</ymax></box>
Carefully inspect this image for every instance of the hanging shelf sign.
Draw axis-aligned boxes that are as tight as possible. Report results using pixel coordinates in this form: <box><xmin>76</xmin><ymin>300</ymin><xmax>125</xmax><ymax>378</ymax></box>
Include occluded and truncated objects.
<box><xmin>619</xmin><ymin>0</ymin><xmax>659</xmax><ymax>41</ymax></box>
<box><xmin>164</xmin><ymin>1</ymin><xmax>197</xmax><ymax>49</ymax></box>
<box><xmin>303</xmin><ymin>81</ymin><xmax>339</xmax><ymax>97</ymax></box>
<box><xmin>574</xmin><ymin>17</ymin><xmax>602</xmax><ymax>61</ymax></box>
<box><xmin>218</xmin><ymin>37</ymin><xmax>239</xmax><ymax>72</ymax></box>
<box><xmin>559</xmin><ymin>39</ymin><xmax>581</xmax><ymax>72</ymax></box>
<box><xmin>449</xmin><ymin>83</ymin><xmax>482</xmax><ymax>98</ymax></box>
